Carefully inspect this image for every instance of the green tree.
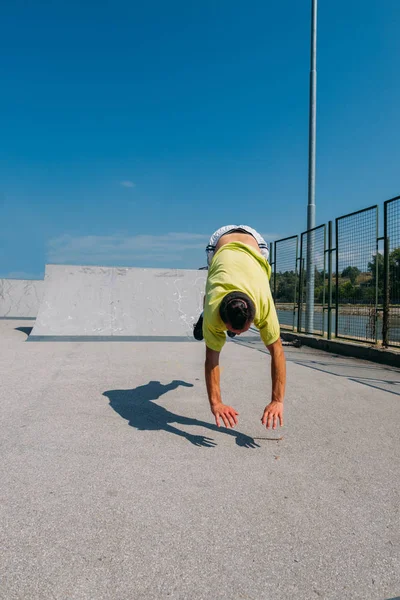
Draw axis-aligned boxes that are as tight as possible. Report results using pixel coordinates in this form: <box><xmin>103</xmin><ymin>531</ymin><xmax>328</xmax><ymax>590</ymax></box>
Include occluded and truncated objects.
<box><xmin>367</xmin><ymin>252</ymin><xmax>384</xmax><ymax>300</ymax></box>
<box><xmin>367</xmin><ymin>249</ymin><xmax>400</xmax><ymax>303</ymax></box>
<box><xmin>389</xmin><ymin>248</ymin><xmax>400</xmax><ymax>303</ymax></box>
<box><xmin>390</xmin><ymin>247</ymin><xmax>400</xmax><ymax>270</ymax></box>
<box><xmin>339</xmin><ymin>281</ymin><xmax>355</xmax><ymax>302</ymax></box>
<box><xmin>274</xmin><ymin>270</ymin><xmax>297</xmax><ymax>304</ymax></box>
<box><xmin>341</xmin><ymin>266</ymin><xmax>361</xmax><ymax>284</ymax></box>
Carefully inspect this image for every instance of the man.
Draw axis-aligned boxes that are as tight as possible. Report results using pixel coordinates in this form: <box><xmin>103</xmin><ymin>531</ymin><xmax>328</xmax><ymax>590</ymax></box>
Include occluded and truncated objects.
<box><xmin>193</xmin><ymin>225</ymin><xmax>286</xmax><ymax>431</ymax></box>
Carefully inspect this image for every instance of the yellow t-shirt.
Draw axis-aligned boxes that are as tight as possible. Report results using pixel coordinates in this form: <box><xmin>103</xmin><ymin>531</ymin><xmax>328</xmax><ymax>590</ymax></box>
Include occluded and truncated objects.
<box><xmin>203</xmin><ymin>242</ymin><xmax>280</xmax><ymax>352</ymax></box>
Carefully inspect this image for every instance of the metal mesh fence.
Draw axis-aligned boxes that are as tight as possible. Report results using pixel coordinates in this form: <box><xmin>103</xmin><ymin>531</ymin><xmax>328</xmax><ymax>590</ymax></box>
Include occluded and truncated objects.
<box><xmin>273</xmin><ymin>236</ymin><xmax>298</xmax><ymax>331</ymax></box>
<box><xmin>269</xmin><ymin>197</ymin><xmax>398</xmax><ymax>346</ymax></box>
<box><xmin>385</xmin><ymin>196</ymin><xmax>400</xmax><ymax>347</ymax></box>
<box><xmin>298</xmin><ymin>225</ymin><xmax>326</xmax><ymax>335</ymax></box>
<box><xmin>335</xmin><ymin>206</ymin><xmax>378</xmax><ymax>343</ymax></box>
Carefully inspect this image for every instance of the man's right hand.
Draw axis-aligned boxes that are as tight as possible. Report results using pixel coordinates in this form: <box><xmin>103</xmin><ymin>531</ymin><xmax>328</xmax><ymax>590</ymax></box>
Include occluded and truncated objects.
<box><xmin>205</xmin><ymin>347</ymin><xmax>238</xmax><ymax>428</ymax></box>
<box><xmin>211</xmin><ymin>403</ymin><xmax>239</xmax><ymax>428</ymax></box>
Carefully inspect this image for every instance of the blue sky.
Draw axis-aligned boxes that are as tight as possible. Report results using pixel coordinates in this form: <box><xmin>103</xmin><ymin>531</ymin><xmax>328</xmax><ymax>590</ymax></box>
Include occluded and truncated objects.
<box><xmin>1</xmin><ymin>0</ymin><xmax>399</xmax><ymax>278</ymax></box>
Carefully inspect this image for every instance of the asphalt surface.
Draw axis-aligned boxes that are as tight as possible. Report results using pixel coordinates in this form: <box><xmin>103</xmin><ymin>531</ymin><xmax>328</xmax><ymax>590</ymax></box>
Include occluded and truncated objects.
<box><xmin>1</xmin><ymin>319</ymin><xmax>399</xmax><ymax>600</ymax></box>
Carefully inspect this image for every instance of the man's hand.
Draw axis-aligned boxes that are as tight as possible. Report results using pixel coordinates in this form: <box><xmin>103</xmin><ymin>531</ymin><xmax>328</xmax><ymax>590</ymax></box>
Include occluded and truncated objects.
<box><xmin>263</xmin><ymin>338</ymin><xmax>286</xmax><ymax>429</ymax></box>
<box><xmin>211</xmin><ymin>403</ymin><xmax>239</xmax><ymax>428</ymax></box>
<box><xmin>261</xmin><ymin>401</ymin><xmax>284</xmax><ymax>429</ymax></box>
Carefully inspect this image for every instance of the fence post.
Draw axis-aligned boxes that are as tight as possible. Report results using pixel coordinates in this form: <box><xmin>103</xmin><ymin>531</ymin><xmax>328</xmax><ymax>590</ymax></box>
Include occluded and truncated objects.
<box><xmin>297</xmin><ymin>237</ymin><xmax>304</xmax><ymax>332</ymax></box>
<box><xmin>375</xmin><ymin>207</ymin><xmax>379</xmax><ymax>344</ymax></box>
<box><xmin>335</xmin><ymin>218</ymin><xmax>339</xmax><ymax>338</ymax></box>
<box><xmin>382</xmin><ymin>235</ymin><xmax>389</xmax><ymax>347</ymax></box>
<box><xmin>294</xmin><ymin>236</ymin><xmax>299</xmax><ymax>331</ymax></box>
<box><xmin>327</xmin><ymin>221</ymin><xmax>333</xmax><ymax>340</ymax></box>
<box><xmin>271</xmin><ymin>241</ymin><xmax>276</xmax><ymax>301</ymax></box>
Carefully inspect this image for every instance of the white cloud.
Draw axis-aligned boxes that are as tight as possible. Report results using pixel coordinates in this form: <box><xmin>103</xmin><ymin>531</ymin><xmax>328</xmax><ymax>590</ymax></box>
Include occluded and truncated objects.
<box><xmin>47</xmin><ymin>233</ymin><xmax>209</xmax><ymax>267</ymax></box>
<box><xmin>120</xmin><ymin>180</ymin><xmax>136</xmax><ymax>188</ymax></box>
<box><xmin>46</xmin><ymin>230</ymin><xmax>285</xmax><ymax>269</ymax></box>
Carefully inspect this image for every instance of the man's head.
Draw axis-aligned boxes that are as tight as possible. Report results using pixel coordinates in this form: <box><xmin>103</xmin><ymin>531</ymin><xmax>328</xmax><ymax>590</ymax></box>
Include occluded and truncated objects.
<box><xmin>219</xmin><ymin>291</ymin><xmax>255</xmax><ymax>334</ymax></box>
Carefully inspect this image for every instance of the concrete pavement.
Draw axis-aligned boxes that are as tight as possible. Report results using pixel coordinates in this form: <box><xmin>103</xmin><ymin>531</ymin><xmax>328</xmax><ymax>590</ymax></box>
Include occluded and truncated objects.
<box><xmin>0</xmin><ymin>319</ymin><xmax>399</xmax><ymax>599</ymax></box>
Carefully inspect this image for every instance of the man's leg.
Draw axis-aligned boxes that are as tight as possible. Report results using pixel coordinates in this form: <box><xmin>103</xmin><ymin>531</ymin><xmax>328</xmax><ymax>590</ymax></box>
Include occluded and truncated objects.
<box><xmin>206</xmin><ymin>224</ymin><xmax>239</xmax><ymax>266</ymax></box>
<box><xmin>193</xmin><ymin>294</ymin><xmax>206</xmax><ymax>341</ymax></box>
<box><xmin>237</xmin><ymin>225</ymin><xmax>269</xmax><ymax>261</ymax></box>
<box><xmin>193</xmin><ymin>312</ymin><xmax>237</xmax><ymax>341</ymax></box>
<box><xmin>193</xmin><ymin>312</ymin><xmax>204</xmax><ymax>341</ymax></box>
<box><xmin>208</xmin><ymin>224</ymin><xmax>270</xmax><ymax>262</ymax></box>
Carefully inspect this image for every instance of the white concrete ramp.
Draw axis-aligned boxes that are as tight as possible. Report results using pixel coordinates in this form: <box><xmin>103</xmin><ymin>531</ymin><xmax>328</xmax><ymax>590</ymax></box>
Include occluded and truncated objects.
<box><xmin>0</xmin><ymin>279</ymin><xmax>44</xmax><ymax>318</ymax></box>
<box><xmin>29</xmin><ymin>264</ymin><xmax>207</xmax><ymax>341</ymax></box>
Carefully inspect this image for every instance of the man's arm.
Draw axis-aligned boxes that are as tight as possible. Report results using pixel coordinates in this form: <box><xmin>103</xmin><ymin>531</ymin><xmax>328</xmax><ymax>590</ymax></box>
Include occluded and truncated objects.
<box><xmin>205</xmin><ymin>346</ymin><xmax>238</xmax><ymax>428</ymax></box>
<box><xmin>261</xmin><ymin>337</ymin><xmax>286</xmax><ymax>429</ymax></box>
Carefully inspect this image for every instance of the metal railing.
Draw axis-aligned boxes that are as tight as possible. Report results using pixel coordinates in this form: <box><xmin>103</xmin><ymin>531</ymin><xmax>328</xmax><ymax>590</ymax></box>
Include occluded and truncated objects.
<box><xmin>298</xmin><ymin>225</ymin><xmax>326</xmax><ymax>336</ymax></box>
<box><xmin>335</xmin><ymin>206</ymin><xmax>379</xmax><ymax>344</ymax></box>
<box><xmin>271</xmin><ymin>235</ymin><xmax>298</xmax><ymax>332</ymax></box>
<box><xmin>383</xmin><ymin>196</ymin><xmax>400</xmax><ymax>347</ymax></box>
<box><xmin>271</xmin><ymin>195</ymin><xmax>400</xmax><ymax>348</ymax></box>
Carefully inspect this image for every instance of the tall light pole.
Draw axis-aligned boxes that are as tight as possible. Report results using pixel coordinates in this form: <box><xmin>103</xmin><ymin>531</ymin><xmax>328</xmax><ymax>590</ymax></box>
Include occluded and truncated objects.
<box><xmin>305</xmin><ymin>0</ymin><xmax>317</xmax><ymax>332</ymax></box>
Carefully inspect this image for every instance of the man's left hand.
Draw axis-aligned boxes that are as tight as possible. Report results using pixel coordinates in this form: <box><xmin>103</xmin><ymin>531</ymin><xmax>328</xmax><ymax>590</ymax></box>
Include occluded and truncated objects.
<box><xmin>261</xmin><ymin>401</ymin><xmax>284</xmax><ymax>429</ymax></box>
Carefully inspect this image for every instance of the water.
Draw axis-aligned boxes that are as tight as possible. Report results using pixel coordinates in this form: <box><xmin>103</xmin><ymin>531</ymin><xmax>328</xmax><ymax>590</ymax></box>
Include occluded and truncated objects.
<box><xmin>277</xmin><ymin>308</ymin><xmax>400</xmax><ymax>345</ymax></box>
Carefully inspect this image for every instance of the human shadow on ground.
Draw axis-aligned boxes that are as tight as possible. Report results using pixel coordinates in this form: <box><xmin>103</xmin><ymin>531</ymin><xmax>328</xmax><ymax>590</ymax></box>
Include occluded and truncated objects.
<box><xmin>103</xmin><ymin>380</ymin><xmax>260</xmax><ymax>448</ymax></box>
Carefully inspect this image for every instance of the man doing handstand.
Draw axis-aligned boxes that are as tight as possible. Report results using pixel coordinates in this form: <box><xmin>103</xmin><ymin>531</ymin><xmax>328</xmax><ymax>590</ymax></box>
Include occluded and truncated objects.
<box><xmin>193</xmin><ymin>225</ymin><xmax>286</xmax><ymax>430</ymax></box>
